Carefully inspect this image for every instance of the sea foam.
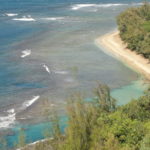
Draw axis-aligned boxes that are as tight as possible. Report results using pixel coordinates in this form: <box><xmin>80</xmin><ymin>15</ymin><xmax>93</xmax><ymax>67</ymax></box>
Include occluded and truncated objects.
<box><xmin>21</xmin><ymin>49</ymin><xmax>31</xmax><ymax>58</ymax></box>
<box><xmin>0</xmin><ymin>96</ymin><xmax>39</xmax><ymax>128</ymax></box>
<box><xmin>0</xmin><ymin>109</ymin><xmax>16</xmax><ymax>128</ymax></box>
<box><xmin>71</xmin><ymin>4</ymin><xmax>96</xmax><ymax>10</ymax></box>
<box><xmin>5</xmin><ymin>13</ymin><xmax>18</xmax><ymax>17</ymax></box>
<box><xmin>71</xmin><ymin>3</ymin><xmax>128</xmax><ymax>10</ymax></box>
<box><xmin>41</xmin><ymin>17</ymin><xmax>64</xmax><ymax>21</ymax></box>
<box><xmin>43</xmin><ymin>64</ymin><xmax>51</xmax><ymax>74</ymax></box>
<box><xmin>22</xmin><ymin>96</ymin><xmax>40</xmax><ymax>110</ymax></box>
<box><xmin>13</xmin><ymin>15</ymin><xmax>36</xmax><ymax>21</ymax></box>
<box><xmin>7</xmin><ymin>109</ymin><xmax>15</xmax><ymax>114</ymax></box>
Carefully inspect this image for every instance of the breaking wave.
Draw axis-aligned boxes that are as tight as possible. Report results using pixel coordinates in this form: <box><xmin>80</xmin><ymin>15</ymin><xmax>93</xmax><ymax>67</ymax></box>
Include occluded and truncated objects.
<box><xmin>41</xmin><ymin>17</ymin><xmax>64</xmax><ymax>21</ymax></box>
<box><xmin>71</xmin><ymin>3</ymin><xmax>127</xmax><ymax>10</ymax></box>
<box><xmin>0</xmin><ymin>109</ymin><xmax>16</xmax><ymax>129</ymax></box>
<box><xmin>12</xmin><ymin>15</ymin><xmax>36</xmax><ymax>21</ymax></box>
<box><xmin>5</xmin><ymin>13</ymin><xmax>18</xmax><ymax>17</ymax></box>
<box><xmin>21</xmin><ymin>96</ymin><xmax>40</xmax><ymax>110</ymax></box>
<box><xmin>43</xmin><ymin>64</ymin><xmax>51</xmax><ymax>74</ymax></box>
<box><xmin>21</xmin><ymin>49</ymin><xmax>31</xmax><ymax>58</ymax></box>
<box><xmin>0</xmin><ymin>96</ymin><xmax>40</xmax><ymax>129</ymax></box>
<box><xmin>71</xmin><ymin>4</ymin><xmax>96</xmax><ymax>10</ymax></box>
<box><xmin>71</xmin><ymin>3</ymin><xmax>140</xmax><ymax>10</ymax></box>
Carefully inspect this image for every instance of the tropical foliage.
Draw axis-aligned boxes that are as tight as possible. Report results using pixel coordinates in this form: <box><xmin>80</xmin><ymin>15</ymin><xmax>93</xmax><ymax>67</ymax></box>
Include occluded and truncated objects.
<box><xmin>117</xmin><ymin>3</ymin><xmax>150</xmax><ymax>60</ymax></box>
<box><xmin>18</xmin><ymin>84</ymin><xmax>150</xmax><ymax>150</ymax></box>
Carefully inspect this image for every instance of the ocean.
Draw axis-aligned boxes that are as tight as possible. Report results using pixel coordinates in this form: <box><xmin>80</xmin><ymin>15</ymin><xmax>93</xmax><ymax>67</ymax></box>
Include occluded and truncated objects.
<box><xmin>0</xmin><ymin>0</ymin><xmax>148</xmax><ymax>148</ymax></box>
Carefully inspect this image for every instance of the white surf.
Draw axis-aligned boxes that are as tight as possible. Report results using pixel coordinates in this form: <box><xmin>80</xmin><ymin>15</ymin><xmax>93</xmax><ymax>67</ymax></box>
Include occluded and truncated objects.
<box><xmin>13</xmin><ymin>16</ymin><xmax>36</xmax><ymax>21</ymax></box>
<box><xmin>0</xmin><ymin>109</ymin><xmax>16</xmax><ymax>128</ymax></box>
<box><xmin>71</xmin><ymin>3</ymin><xmax>128</xmax><ymax>10</ymax></box>
<box><xmin>22</xmin><ymin>96</ymin><xmax>40</xmax><ymax>110</ymax></box>
<box><xmin>21</xmin><ymin>49</ymin><xmax>31</xmax><ymax>58</ymax></box>
<box><xmin>5</xmin><ymin>13</ymin><xmax>18</xmax><ymax>17</ymax></box>
<box><xmin>42</xmin><ymin>17</ymin><xmax>64</xmax><ymax>21</ymax></box>
<box><xmin>43</xmin><ymin>64</ymin><xmax>51</xmax><ymax>74</ymax></box>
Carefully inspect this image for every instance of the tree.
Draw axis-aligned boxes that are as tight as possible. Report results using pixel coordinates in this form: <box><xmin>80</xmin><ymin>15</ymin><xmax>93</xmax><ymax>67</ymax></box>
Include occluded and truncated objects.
<box><xmin>140</xmin><ymin>134</ymin><xmax>150</xmax><ymax>150</ymax></box>
<box><xmin>17</xmin><ymin>129</ymin><xmax>26</xmax><ymax>148</ymax></box>
<box><xmin>117</xmin><ymin>3</ymin><xmax>150</xmax><ymax>60</ymax></box>
<box><xmin>94</xmin><ymin>84</ymin><xmax>116</xmax><ymax>112</ymax></box>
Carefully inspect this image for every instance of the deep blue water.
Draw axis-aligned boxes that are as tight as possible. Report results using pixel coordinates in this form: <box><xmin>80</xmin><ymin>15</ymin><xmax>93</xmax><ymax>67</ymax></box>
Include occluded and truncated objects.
<box><xmin>0</xmin><ymin>0</ymin><xmax>149</xmax><ymax>148</ymax></box>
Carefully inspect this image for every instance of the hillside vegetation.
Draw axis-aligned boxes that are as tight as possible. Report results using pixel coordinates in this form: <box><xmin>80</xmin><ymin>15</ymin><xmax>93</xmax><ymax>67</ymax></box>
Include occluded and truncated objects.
<box><xmin>16</xmin><ymin>85</ymin><xmax>150</xmax><ymax>150</ymax></box>
<box><xmin>117</xmin><ymin>3</ymin><xmax>150</xmax><ymax>60</ymax></box>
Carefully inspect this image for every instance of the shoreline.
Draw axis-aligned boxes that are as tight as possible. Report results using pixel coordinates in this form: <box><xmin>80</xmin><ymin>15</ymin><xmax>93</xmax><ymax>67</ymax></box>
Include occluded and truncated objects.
<box><xmin>95</xmin><ymin>31</ymin><xmax>150</xmax><ymax>81</ymax></box>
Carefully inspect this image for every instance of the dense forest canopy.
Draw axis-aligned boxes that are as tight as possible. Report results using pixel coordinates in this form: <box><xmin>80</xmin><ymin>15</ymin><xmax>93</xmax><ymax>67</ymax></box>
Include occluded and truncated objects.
<box><xmin>117</xmin><ymin>3</ymin><xmax>150</xmax><ymax>60</ymax></box>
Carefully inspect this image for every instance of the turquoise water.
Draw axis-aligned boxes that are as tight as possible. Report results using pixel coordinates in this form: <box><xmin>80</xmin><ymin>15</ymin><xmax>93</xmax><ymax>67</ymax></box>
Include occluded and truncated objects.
<box><xmin>6</xmin><ymin>116</ymin><xmax>68</xmax><ymax>147</ymax></box>
<box><xmin>0</xmin><ymin>0</ymin><xmax>149</xmax><ymax>148</ymax></box>
<box><xmin>111</xmin><ymin>80</ymin><xmax>148</xmax><ymax>105</ymax></box>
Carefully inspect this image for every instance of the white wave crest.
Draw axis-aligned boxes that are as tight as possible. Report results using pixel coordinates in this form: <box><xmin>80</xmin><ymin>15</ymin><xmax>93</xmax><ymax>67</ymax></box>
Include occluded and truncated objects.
<box><xmin>71</xmin><ymin>4</ymin><xmax>96</xmax><ymax>10</ymax></box>
<box><xmin>0</xmin><ymin>109</ymin><xmax>16</xmax><ymax>128</ymax></box>
<box><xmin>41</xmin><ymin>17</ymin><xmax>64</xmax><ymax>21</ymax></box>
<box><xmin>54</xmin><ymin>70</ymin><xmax>68</xmax><ymax>75</ymax></box>
<box><xmin>0</xmin><ymin>96</ymin><xmax>40</xmax><ymax>129</ymax></box>
<box><xmin>21</xmin><ymin>49</ymin><xmax>31</xmax><ymax>58</ymax></box>
<box><xmin>22</xmin><ymin>96</ymin><xmax>40</xmax><ymax>110</ymax></box>
<box><xmin>43</xmin><ymin>64</ymin><xmax>51</xmax><ymax>74</ymax></box>
<box><xmin>5</xmin><ymin>13</ymin><xmax>18</xmax><ymax>17</ymax></box>
<box><xmin>7</xmin><ymin>109</ymin><xmax>15</xmax><ymax>114</ymax></box>
<box><xmin>71</xmin><ymin>3</ymin><xmax>128</xmax><ymax>10</ymax></box>
<box><xmin>97</xmin><ymin>3</ymin><xmax>127</xmax><ymax>7</ymax></box>
<box><xmin>12</xmin><ymin>16</ymin><xmax>36</xmax><ymax>21</ymax></box>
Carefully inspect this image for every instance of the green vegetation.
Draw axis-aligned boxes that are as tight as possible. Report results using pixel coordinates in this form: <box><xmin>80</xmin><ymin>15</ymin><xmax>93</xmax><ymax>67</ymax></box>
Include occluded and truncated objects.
<box><xmin>143</xmin><ymin>21</ymin><xmax>150</xmax><ymax>32</ymax></box>
<box><xmin>16</xmin><ymin>129</ymin><xmax>26</xmax><ymax>149</ymax></box>
<box><xmin>117</xmin><ymin>3</ymin><xmax>150</xmax><ymax>60</ymax></box>
<box><xmin>19</xmin><ymin>84</ymin><xmax>150</xmax><ymax>150</ymax></box>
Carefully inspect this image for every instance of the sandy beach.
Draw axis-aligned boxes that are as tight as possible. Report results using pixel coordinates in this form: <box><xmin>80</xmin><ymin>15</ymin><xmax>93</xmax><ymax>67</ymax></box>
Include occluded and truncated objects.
<box><xmin>95</xmin><ymin>31</ymin><xmax>150</xmax><ymax>80</ymax></box>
